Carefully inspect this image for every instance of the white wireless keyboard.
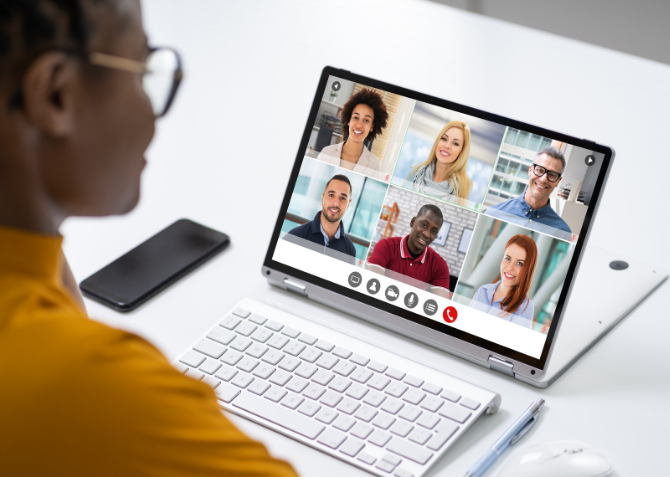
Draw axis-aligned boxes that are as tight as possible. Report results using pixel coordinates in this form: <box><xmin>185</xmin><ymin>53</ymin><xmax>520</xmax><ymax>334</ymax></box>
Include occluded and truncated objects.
<box><xmin>174</xmin><ymin>298</ymin><xmax>501</xmax><ymax>477</ymax></box>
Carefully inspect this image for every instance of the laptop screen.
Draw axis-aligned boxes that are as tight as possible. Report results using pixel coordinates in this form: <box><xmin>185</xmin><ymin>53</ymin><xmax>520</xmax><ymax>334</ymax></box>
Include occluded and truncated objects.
<box><xmin>265</xmin><ymin>68</ymin><xmax>612</xmax><ymax>371</ymax></box>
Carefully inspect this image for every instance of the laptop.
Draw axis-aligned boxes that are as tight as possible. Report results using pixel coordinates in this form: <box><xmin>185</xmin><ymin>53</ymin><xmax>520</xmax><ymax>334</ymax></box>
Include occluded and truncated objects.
<box><xmin>175</xmin><ymin>67</ymin><xmax>666</xmax><ymax>476</ymax></box>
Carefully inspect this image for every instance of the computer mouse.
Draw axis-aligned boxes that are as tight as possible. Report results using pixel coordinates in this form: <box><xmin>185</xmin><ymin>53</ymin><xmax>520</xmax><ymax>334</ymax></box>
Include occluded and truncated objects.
<box><xmin>496</xmin><ymin>441</ymin><xmax>613</xmax><ymax>477</ymax></box>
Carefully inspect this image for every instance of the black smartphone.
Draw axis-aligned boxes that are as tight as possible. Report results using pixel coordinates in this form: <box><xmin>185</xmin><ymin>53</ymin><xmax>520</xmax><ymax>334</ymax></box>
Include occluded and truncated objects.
<box><xmin>80</xmin><ymin>219</ymin><xmax>230</xmax><ymax>312</ymax></box>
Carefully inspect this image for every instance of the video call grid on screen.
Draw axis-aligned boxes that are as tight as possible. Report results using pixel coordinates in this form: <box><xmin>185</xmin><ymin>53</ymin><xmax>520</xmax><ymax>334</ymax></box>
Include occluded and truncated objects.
<box><xmin>267</xmin><ymin>68</ymin><xmax>611</xmax><ymax>367</ymax></box>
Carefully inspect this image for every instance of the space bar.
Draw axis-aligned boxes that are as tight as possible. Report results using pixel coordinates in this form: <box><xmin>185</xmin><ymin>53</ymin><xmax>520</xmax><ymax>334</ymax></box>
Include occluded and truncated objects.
<box><xmin>233</xmin><ymin>392</ymin><xmax>325</xmax><ymax>440</ymax></box>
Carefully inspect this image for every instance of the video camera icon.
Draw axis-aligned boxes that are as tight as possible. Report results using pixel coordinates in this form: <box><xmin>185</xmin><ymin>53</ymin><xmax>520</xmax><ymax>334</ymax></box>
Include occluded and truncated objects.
<box><xmin>385</xmin><ymin>285</ymin><xmax>400</xmax><ymax>302</ymax></box>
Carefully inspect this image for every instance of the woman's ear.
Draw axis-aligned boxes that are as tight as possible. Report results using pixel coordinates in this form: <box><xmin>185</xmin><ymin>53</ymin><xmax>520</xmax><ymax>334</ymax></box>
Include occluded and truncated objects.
<box><xmin>21</xmin><ymin>52</ymin><xmax>78</xmax><ymax>137</ymax></box>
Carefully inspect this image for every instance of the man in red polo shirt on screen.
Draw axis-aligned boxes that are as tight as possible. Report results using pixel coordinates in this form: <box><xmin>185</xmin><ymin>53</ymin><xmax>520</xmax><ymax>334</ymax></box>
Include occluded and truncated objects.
<box><xmin>366</xmin><ymin>205</ymin><xmax>451</xmax><ymax>297</ymax></box>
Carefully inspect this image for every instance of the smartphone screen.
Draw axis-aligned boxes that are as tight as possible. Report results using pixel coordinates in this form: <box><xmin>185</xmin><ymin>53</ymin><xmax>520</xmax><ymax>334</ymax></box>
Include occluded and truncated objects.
<box><xmin>80</xmin><ymin>219</ymin><xmax>230</xmax><ymax>311</ymax></box>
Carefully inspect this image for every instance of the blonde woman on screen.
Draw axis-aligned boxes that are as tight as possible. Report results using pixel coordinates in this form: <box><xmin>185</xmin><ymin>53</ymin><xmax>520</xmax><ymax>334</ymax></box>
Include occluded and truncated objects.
<box><xmin>407</xmin><ymin>120</ymin><xmax>473</xmax><ymax>203</ymax></box>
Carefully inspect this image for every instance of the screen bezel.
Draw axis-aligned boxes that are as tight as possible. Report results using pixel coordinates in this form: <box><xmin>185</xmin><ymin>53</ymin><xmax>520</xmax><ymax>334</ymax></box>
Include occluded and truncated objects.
<box><xmin>263</xmin><ymin>66</ymin><xmax>614</xmax><ymax>371</ymax></box>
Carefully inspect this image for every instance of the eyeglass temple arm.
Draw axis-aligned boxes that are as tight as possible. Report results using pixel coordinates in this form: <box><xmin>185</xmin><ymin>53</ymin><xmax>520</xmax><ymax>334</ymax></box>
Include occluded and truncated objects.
<box><xmin>88</xmin><ymin>52</ymin><xmax>147</xmax><ymax>74</ymax></box>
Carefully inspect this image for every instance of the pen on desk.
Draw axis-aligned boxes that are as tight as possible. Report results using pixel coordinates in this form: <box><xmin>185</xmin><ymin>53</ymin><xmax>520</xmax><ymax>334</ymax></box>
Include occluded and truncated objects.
<box><xmin>463</xmin><ymin>398</ymin><xmax>545</xmax><ymax>477</ymax></box>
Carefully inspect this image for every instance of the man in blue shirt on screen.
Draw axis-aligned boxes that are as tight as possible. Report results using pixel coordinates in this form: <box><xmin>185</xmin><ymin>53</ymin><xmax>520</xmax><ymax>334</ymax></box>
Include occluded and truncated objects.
<box><xmin>486</xmin><ymin>147</ymin><xmax>572</xmax><ymax>240</ymax></box>
<box><xmin>286</xmin><ymin>174</ymin><xmax>357</xmax><ymax>263</ymax></box>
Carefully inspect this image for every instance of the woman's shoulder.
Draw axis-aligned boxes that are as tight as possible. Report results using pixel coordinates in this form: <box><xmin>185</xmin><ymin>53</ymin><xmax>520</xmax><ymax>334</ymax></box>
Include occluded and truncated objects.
<box><xmin>316</xmin><ymin>143</ymin><xmax>343</xmax><ymax>162</ymax></box>
<box><xmin>360</xmin><ymin>147</ymin><xmax>381</xmax><ymax>170</ymax></box>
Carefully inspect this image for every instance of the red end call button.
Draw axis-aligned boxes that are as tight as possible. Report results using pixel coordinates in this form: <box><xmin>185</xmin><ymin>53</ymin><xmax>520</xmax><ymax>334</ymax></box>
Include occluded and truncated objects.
<box><xmin>443</xmin><ymin>306</ymin><xmax>458</xmax><ymax>323</ymax></box>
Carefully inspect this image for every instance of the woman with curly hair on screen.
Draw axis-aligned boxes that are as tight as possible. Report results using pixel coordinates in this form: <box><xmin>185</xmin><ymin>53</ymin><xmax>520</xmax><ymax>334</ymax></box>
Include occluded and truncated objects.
<box><xmin>407</xmin><ymin>120</ymin><xmax>473</xmax><ymax>203</ymax></box>
<box><xmin>470</xmin><ymin>234</ymin><xmax>538</xmax><ymax>329</ymax></box>
<box><xmin>317</xmin><ymin>88</ymin><xmax>389</xmax><ymax>179</ymax></box>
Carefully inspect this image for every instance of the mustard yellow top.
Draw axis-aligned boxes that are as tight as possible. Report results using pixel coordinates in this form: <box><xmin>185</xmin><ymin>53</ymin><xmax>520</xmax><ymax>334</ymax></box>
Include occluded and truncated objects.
<box><xmin>0</xmin><ymin>225</ymin><xmax>298</xmax><ymax>477</ymax></box>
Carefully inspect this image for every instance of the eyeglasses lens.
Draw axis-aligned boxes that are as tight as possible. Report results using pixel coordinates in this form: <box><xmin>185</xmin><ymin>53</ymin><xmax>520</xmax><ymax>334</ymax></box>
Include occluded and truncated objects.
<box><xmin>143</xmin><ymin>48</ymin><xmax>179</xmax><ymax>117</ymax></box>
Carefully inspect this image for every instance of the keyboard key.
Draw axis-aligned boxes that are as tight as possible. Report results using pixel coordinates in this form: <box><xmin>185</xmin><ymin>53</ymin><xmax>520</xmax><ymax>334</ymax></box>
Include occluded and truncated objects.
<box><xmin>248</xmin><ymin>380</ymin><xmax>271</xmax><ymax>396</ymax></box>
<box><xmin>230</xmin><ymin>337</ymin><xmax>252</xmax><ymax>352</ymax></box>
<box><xmin>284</xmin><ymin>341</ymin><xmax>306</xmax><ymax>356</ymax></box>
<box><xmin>372</xmin><ymin>412</ymin><xmax>396</xmax><ymax>430</ymax></box>
<box><xmin>339</xmin><ymin>437</ymin><xmax>365</xmax><ymax>457</ymax></box>
<box><xmin>320</xmin><ymin>390</ymin><xmax>344</xmax><ymax>408</ymax></box>
<box><xmin>267</xmin><ymin>334</ymin><xmax>290</xmax><ymax>350</ymax></box>
<box><xmin>202</xmin><ymin>376</ymin><xmax>220</xmax><ymax>389</ymax></box>
<box><xmin>315</xmin><ymin>354</ymin><xmax>339</xmax><ymax>370</ymax></box>
<box><xmin>285</xmin><ymin>377</ymin><xmax>309</xmax><ymax>393</ymax></box>
<box><xmin>317</xmin><ymin>428</ymin><xmax>346</xmax><ymax>449</ymax></box>
<box><xmin>438</xmin><ymin>403</ymin><xmax>471</xmax><ymax>424</ymax></box>
<box><xmin>233</xmin><ymin>392</ymin><xmax>324</xmax><ymax>440</ymax></box>
<box><xmin>440</xmin><ymin>389</ymin><xmax>461</xmax><ymax>402</ymax></box>
<box><xmin>262</xmin><ymin>350</ymin><xmax>284</xmax><ymax>365</ymax></box>
<box><xmin>333</xmin><ymin>415</ymin><xmax>357</xmax><ymax>432</ymax></box>
<box><xmin>250</xmin><ymin>328</ymin><xmax>273</xmax><ymax>343</ymax></box>
<box><xmin>253</xmin><ymin>363</ymin><xmax>276</xmax><ymax>379</ymax></box>
<box><xmin>235</xmin><ymin>322</ymin><xmax>257</xmax><ymax>337</ymax></box>
<box><xmin>264</xmin><ymin>386</ymin><xmax>288</xmax><ymax>403</ymax></box>
<box><xmin>173</xmin><ymin>362</ymin><xmax>189</xmax><ymax>373</ymax></box>
<box><xmin>280</xmin><ymin>393</ymin><xmax>304</xmax><ymax>410</ymax></box>
<box><xmin>231</xmin><ymin>372</ymin><xmax>254</xmax><ymax>388</ymax></box>
<box><xmin>199</xmin><ymin>358</ymin><xmax>222</xmax><ymax>375</ymax></box>
<box><xmin>179</xmin><ymin>350</ymin><xmax>205</xmax><ymax>368</ymax></box>
<box><xmin>381</xmin><ymin>398</ymin><xmax>404</xmax><ymax>415</ymax></box>
<box><xmin>337</xmin><ymin>398</ymin><xmax>361</xmax><ymax>415</ymax></box>
<box><xmin>246</xmin><ymin>344</ymin><xmax>268</xmax><ymax>359</ymax></box>
<box><xmin>221</xmin><ymin>349</ymin><xmax>244</xmax><ymax>366</ymax></box>
<box><xmin>315</xmin><ymin>340</ymin><xmax>335</xmax><ymax>352</ymax></box>
<box><xmin>357</xmin><ymin>452</ymin><xmax>376</xmax><ymax>465</ymax></box>
<box><xmin>408</xmin><ymin>427</ymin><xmax>432</xmax><ymax>445</ymax></box>
<box><xmin>345</xmin><ymin>383</ymin><xmax>369</xmax><ymax>400</ymax></box>
<box><xmin>398</xmin><ymin>405</ymin><xmax>422</xmax><ymax>422</ymax></box>
<box><xmin>368</xmin><ymin>361</ymin><xmax>388</xmax><ymax>373</ymax></box>
<box><xmin>333</xmin><ymin>361</ymin><xmax>356</xmax><ymax>377</ymax></box>
<box><xmin>332</xmin><ymin>346</ymin><xmax>352</xmax><ymax>359</ymax></box>
<box><xmin>426</xmin><ymin>421</ymin><xmax>458</xmax><ymax>451</ymax></box>
<box><xmin>312</xmin><ymin>370</ymin><xmax>335</xmax><ymax>386</ymax></box>
<box><xmin>351</xmin><ymin>421</ymin><xmax>374</xmax><ymax>439</ymax></box>
<box><xmin>368</xmin><ymin>375</ymin><xmax>391</xmax><ymax>391</ymax></box>
<box><xmin>265</xmin><ymin>320</ymin><xmax>284</xmax><ymax>332</ymax></box>
<box><xmin>350</xmin><ymin>353</ymin><xmax>370</xmax><ymax>366</ymax></box>
<box><xmin>299</xmin><ymin>347</ymin><xmax>322</xmax><ymax>363</ymax></box>
<box><xmin>215</xmin><ymin>383</ymin><xmax>240</xmax><ymax>403</ymax></box>
<box><xmin>220</xmin><ymin>315</ymin><xmax>241</xmax><ymax>330</ymax></box>
<box><xmin>460</xmin><ymin>397</ymin><xmax>481</xmax><ymax>410</ymax></box>
<box><xmin>269</xmin><ymin>370</ymin><xmax>292</xmax><ymax>386</ymax></box>
<box><xmin>237</xmin><ymin>357</ymin><xmax>259</xmax><ymax>373</ymax></box>
<box><xmin>375</xmin><ymin>460</ymin><xmax>396</xmax><ymax>472</ymax></box>
<box><xmin>350</xmin><ymin>367</ymin><xmax>373</xmax><ymax>384</ymax></box>
<box><xmin>278</xmin><ymin>356</ymin><xmax>301</xmax><ymax>372</ymax></box>
<box><xmin>403</xmin><ymin>389</ymin><xmax>426</xmax><ymax>405</ymax></box>
<box><xmin>382</xmin><ymin>453</ymin><xmax>402</xmax><ymax>467</ymax></box>
<box><xmin>385</xmin><ymin>382</ymin><xmax>408</xmax><ymax>398</ymax></box>
<box><xmin>298</xmin><ymin>333</ymin><xmax>317</xmax><ymax>345</ymax></box>
<box><xmin>420</xmin><ymin>396</ymin><xmax>443</xmax><ymax>413</ymax></box>
<box><xmin>315</xmin><ymin>408</ymin><xmax>339</xmax><ymax>425</ymax></box>
<box><xmin>206</xmin><ymin>328</ymin><xmax>235</xmax><ymax>345</ymax></box>
<box><xmin>232</xmin><ymin>307</ymin><xmax>251</xmax><ymax>318</ymax></box>
<box><xmin>389</xmin><ymin>420</ymin><xmax>413</xmax><ymax>437</ymax></box>
<box><xmin>298</xmin><ymin>400</ymin><xmax>321</xmax><ymax>417</ymax></box>
<box><xmin>368</xmin><ymin>429</ymin><xmax>392</xmax><ymax>447</ymax></box>
<box><xmin>328</xmin><ymin>377</ymin><xmax>351</xmax><ymax>393</ymax></box>
<box><xmin>303</xmin><ymin>383</ymin><xmax>327</xmax><ymax>401</ymax></box>
<box><xmin>394</xmin><ymin>468</ymin><xmax>414</xmax><ymax>477</ymax></box>
<box><xmin>386</xmin><ymin>368</ymin><xmax>405</xmax><ymax>381</ymax></box>
<box><xmin>281</xmin><ymin>326</ymin><xmax>300</xmax><ymax>338</ymax></box>
<box><xmin>403</xmin><ymin>375</ymin><xmax>424</xmax><ymax>388</ymax></box>
<box><xmin>422</xmin><ymin>382</ymin><xmax>442</xmax><ymax>395</ymax></box>
<box><xmin>386</xmin><ymin>437</ymin><xmax>433</xmax><ymax>465</ymax></box>
<box><xmin>354</xmin><ymin>405</ymin><xmax>378</xmax><ymax>422</ymax></box>
<box><xmin>214</xmin><ymin>365</ymin><xmax>238</xmax><ymax>382</ymax></box>
<box><xmin>185</xmin><ymin>368</ymin><xmax>205</xmax><ymax>381</ymax></box>
<box><xmin>295</xmin><ymin>362</ymin><xmax>318</xmax><ymax>379</ymax></box>
<box><xmin>416</xmin><ymin>412</ymin><xmax>440</xmax><ymax>430</ymax></box>
<box><xmin>248</xmin><ymin>313</ymin><xmax>267</xmax><ymax>325</ymax></box>
<box><xmin>363</xmin><ymin>391</ymin><xmax>387</xmax><ymax>408</ymax></box>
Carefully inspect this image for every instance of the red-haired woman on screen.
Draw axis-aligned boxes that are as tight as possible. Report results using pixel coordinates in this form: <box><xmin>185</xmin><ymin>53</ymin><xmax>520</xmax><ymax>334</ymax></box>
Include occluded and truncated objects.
<box><xmin>470</xmin><ymin>234</ymin><xmax>538</xmax><ymax>328</ymax></box>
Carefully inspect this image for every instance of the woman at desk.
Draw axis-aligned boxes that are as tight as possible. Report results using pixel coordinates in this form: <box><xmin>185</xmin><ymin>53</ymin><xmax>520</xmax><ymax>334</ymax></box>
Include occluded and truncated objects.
<box><xmin>407</xmin><ymin>120</ymin><xmax>473</xmax><ymax>204</ymax></box>
<box><xmin>470</xmin><ymin>234</ymin><xmax>537</xmax><ymax>328</ymax></box>
<box><xmin>317</xmin><ymin>88</ymin><xmax>389</xmax><ymax>180</ymax></box>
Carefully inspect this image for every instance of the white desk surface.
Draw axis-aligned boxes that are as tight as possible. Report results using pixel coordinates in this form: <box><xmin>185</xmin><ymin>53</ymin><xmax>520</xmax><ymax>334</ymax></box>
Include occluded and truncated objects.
<box><xmin>61</xmin><ymin>1</ymin><xmax>670</xmax><ymax>475</ymax></box>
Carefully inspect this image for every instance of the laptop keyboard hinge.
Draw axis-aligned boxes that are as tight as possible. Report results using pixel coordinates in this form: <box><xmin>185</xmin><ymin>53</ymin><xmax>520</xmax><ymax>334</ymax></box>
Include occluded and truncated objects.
<box><xmin>283</xmin><ymin>278</ymin><xmax>307</xmax><ymax>296</ymax></box>
<box><xmin>488</xmin><ymin>356</ymin><xmax>515</xmax><ymax>377</ymax></box>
